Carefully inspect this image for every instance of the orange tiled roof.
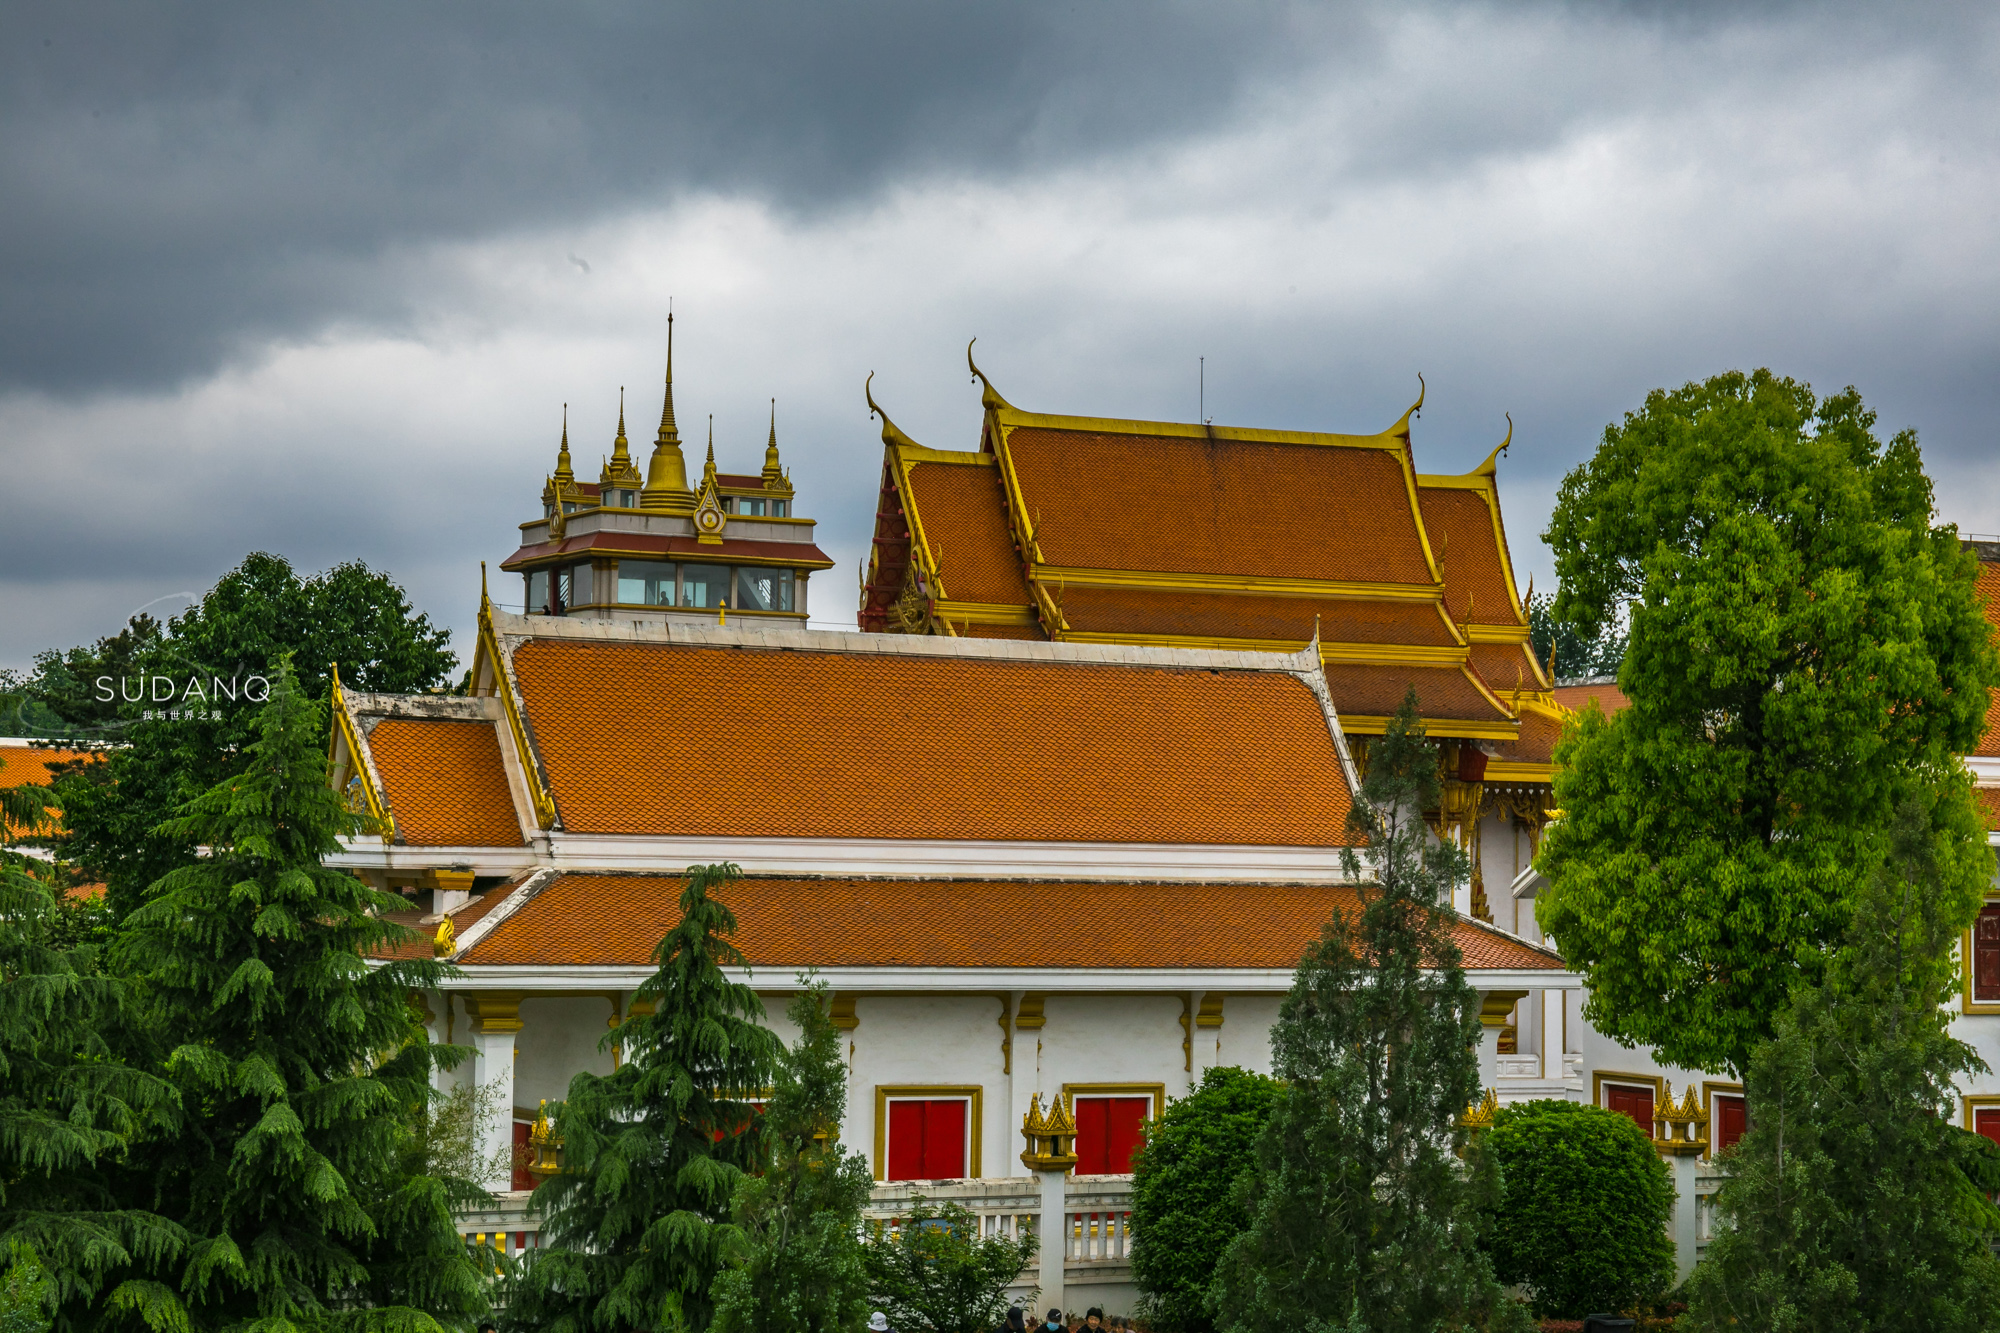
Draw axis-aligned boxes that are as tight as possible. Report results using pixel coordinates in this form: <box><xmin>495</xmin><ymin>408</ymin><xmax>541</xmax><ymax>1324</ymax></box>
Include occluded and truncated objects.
<box><xmin>375</xmin><ymin>877</ymin><xmax>527</xmax><ymax>960</ymax></box>
<box><xmin>961</xmin><ymin>624</ymin><xmax>1046</xmax><ymax>640</ymax></box>
<box><xmin>1321</xmin><ymin>663</ymin><xmax>1508</xmax><ymax>725</ymax></box>
<box><xmin>0</xmin><ymin>744</ymin><xmax>95</xmax><ymax>837</ymax></box>
<box><xmin>1552</xmin><ymin>682</ymin><xmax>1629</xmax><ymax>716</ymax></box>
<box><xmin>367</xmin><ymin>719</ymin><xmax>525</xmax><ymax>847</ymax></box>
<box><xmin>1057</xmin><ymin>589</ymin><xmax>1460</xmax><ymax>648</ymax></box>
<box><xmin>507</xmin><ymin>638</ymin><xmax>1354</xmax><ymax>844</ymax></box>
<box><xmin>1467</xmin><ymin>642</ymin><xmax>1542</xmax><ymax>696</ymax></box>
<box><xmin>1489</xmin><ymin>709</ymin><xmax>1565</xmax><ymax>768</ymax></box>
<box><xmin>1418</xmin><ymin>486</ymin><xmax>1520</xmax><ymax>629</ymax></box>
<box><xmin>1974</xmin><ymin>559</ymin><xmax>2000</xmax><ymax>757</ymax></box>
<box><xmin>905</xmin><ymin>462</ymin><xmax>1032</xmax><ymax>606</ymax></box>
<box><xmin>459</xmin><ymin>873</ymin><xmax>1564</xmax><ymax>971</ymax></box>
<box><xmin>1003</xmin><ymin>427</ymin><xmax>1435</xmax><ymax>584</ymax></box>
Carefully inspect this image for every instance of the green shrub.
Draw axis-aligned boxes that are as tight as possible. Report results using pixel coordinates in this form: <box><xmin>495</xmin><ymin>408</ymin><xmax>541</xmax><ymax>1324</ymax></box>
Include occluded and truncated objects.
<box><xmin>1484</xmin><ymin>1099</ymin><xmax>1675</xmax><ymax>1318</ymax></box>
<box><xmin>1128</xmin><ymin>1066</ymin><xmax>1282</xmax><ymax>1333</ymax></box>
<box><xmin>862</xmin><ymin>1199</ymin><xmax>1035</xmax><ymax>1333</ymax></box>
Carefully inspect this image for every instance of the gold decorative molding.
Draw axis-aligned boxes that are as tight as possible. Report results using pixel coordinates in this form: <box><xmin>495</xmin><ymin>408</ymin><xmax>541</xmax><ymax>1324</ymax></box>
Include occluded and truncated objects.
<box><xmin>997</xmin><ymin>995</ymin><xmax>1013</xmax><ymax>1076</ymax></box>
<box><xmin>1459</xmin><ymin>1087</ymin><xmax>1499</xmax><ymax>1134</ymax></box>
<box><xmin>1015</xmin><ymin>993</ymin><xmax>1046</xmax><ymax>1030</ymax></box>
<box><xmin>1194</xmin><ymin>992</ymin><xmax>1225</xmax><ymax>1029</ymax></box>
<box><xmin>463</xmin><ymin>993</ymin><xmax>524</xmax><ymax>1034</ymax></box>
<box><xmin>829</xmin><ymin>995</ymin><xmax>860</xmax><ymax>1031</ymax></box>
<box><xmin>1478</xmin><ymin>991</ymin><xmax>1527</xmax><ymax>1028</ymax></box>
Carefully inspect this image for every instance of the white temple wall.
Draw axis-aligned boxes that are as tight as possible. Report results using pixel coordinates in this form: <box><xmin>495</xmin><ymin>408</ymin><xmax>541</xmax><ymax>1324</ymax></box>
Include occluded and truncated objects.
<box><xmin>514</xmin><ymin>996</ymin><xmax>617</xmax><ymax>1112</ymax></box>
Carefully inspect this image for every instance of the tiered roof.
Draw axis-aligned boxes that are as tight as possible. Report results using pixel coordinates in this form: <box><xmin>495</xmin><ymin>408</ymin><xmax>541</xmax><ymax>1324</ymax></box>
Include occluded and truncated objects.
<box><xmin>859</xmin><ymin>357</ymin><xmax>1559</xmax><ymax>753</ymax></box>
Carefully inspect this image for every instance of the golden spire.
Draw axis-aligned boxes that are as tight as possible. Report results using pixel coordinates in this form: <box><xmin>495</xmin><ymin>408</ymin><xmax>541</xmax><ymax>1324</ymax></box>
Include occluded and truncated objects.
<box><xmin>762</xmin><ymin>398</ymin><xmax>782</xmax><ymax>481</ymax></box>
<box><xmin>554</xmin><ymin>404</ymin><xmax>574</xmax><ymax>483</ymax></box>
<box><xmin>640</xmin><ymin>308</ymin><xmax>696</xmax><ymax>514</ymax></box>
<box><xmin>703</xmin><ymin>415</ymin><xmax>718</xmax><ymax>484</ymax></box>
<box><xmin>602</xmin><ymin>385</ymin><xmax>642</xmax><ymax>490</ymax></box>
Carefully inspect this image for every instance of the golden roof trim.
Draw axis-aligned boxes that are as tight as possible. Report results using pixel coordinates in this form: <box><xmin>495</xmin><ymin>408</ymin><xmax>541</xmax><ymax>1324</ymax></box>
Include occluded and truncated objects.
<box><xmin>1028</xmin><ymin>565</ymin><xmax>1445</xmax><ymax>602</ymax></box>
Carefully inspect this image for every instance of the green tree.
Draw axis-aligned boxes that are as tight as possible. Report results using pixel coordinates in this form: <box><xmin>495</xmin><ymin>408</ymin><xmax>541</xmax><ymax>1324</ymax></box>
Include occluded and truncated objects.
<box><xmin>861</xmin><ymin>1200</ymin><xmax>1035</xmax><ymax>1333</ymax></box>
<box><xmin>1207</xmin><ymin>688</ymin><xmax>1527</xmax><ymax>1333</ymax></box>
<box><xmin>16</xmin><ymin>614</ymin><xmax>165</xmax><ymax>739</ymax></box>
<box><xmin>1129</xmin><ymin>1067</ymin><xmax>1282</xmax><ymax>1333</ymax></box>
<box><xmin>0</xmin><ymin>778</ymin><xmax>183</xmax><ymax>1328</ymax></box>
<box><xmin>47</xmin><ymin>553</ymin><xmax>455</xmax><ymax>919</ymax></box>
<box><xmin>1683</xmin><ymin>792</ymin><xmax>2000</xmax><ymax>1333</ymax></box>
<box><xmin>711</xmin><ymin>979</ymin><xmax>874</xmax><ymax>1333</ymax></box>
<box><xmin>108</xmin><ymin>656</ymin><xmax>489</xmax><ymax>1332</ymax></box>
<box><xmin>1481</xmin><ymin>1101</ymin><xmax>1674</xmax><ymax>1319</ymax></box>
<box><xmin>1526</xmin><ymin>589</ymin><xmax>1626</xmax><ymax>682</ymax></box>
<box><xmin>1</xmin><ymin>1246</ymin><xmax>53</xmax><ymax>1333</ymax></box>
<box><xmin>510</xmin><ymin>864</ymin><xmax>784</xmax><ymax>1333</ymax></box>
<box><xmin>1537</xmin><ymin>370</ymin><xmax>1998</xmax><ymax>1076</ymax></box>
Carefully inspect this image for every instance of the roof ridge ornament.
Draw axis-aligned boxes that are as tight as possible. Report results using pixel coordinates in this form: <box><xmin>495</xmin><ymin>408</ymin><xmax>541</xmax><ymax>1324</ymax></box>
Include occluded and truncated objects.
<box><xmin>967</xmin><ymin>338</ymin><xmax>1014</xmax><ymax>412</ymax></box>
<box><xmin>1387</xmin><ymin>372</ymin><xmax>1426</xmax><ymax>441</ymax></box>
<box><xmin>1473</xmin><ymin>413</ymin><xmax>1512</xmax><ymax>477</ymax></box>
<box><xmin>864</xmin><ymin>372</ymin><xmax>925</xmax><ymax>451</ymax></box>
<box><xmin>693</xmin><ymin>416</ymin><xmax>727</xmax><ymax>546</ymax></box>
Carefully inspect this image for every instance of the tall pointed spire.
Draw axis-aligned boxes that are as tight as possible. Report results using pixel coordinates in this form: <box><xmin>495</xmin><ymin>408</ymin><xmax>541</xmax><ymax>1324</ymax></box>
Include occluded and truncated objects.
<box><xmin>601</xmin><ymin>385</ymin><xmax>642</xmax><ymax>491</ymax></box>
<box><xmin>554</xmin><ymin>404</ymin><xmax>574</xmax><ymax>483</ymax></box>
<box><xmin>640</xmin><ymin>305</ymin><xmax>696</xmax><ymax>514</ymax></box>
<box><xmin>761</xmin><ymin>397</ymin><xmax>783</xmax><ymax>484</ymax></box>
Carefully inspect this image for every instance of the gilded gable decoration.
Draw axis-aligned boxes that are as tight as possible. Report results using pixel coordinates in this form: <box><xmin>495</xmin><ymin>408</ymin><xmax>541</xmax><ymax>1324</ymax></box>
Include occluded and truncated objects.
<box><xmin>693</xmin><ymin>418</ymin><xmax>727</xmax><ymax>545</ymax></box>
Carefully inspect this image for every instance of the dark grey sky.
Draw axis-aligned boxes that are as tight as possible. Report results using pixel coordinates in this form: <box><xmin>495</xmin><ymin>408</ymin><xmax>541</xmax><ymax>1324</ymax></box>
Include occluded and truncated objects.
<box><xmin>4</xmin><ymin>0</ymin><xmax>1997</xmax><ymax>671</ymax></box>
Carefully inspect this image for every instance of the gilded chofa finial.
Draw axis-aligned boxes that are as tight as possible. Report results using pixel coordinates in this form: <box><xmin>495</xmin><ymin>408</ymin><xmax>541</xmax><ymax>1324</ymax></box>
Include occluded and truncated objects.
<box><xmin>1473</xmin><ymin>413</ymin><xmax>1512</xmax><ymax>477</ymax></box>
<box><xmin>865</xmin><ymin>372</ymin><xmax>925</xmax><ymax>451</ymax></box>
<box><xmin>967</xmin><ymin>338</ymin><xmax>1014</xmax><ymax>412</ymax></box>
<box><xmin>433</xmin><ymin>917</ymin><xmax>456</xmax><ymax>958</ymax></box>
<box><xmin>1387</xmin><ymin>372</ymin><xmax>1426</xmax><ymax>440</ymax></box>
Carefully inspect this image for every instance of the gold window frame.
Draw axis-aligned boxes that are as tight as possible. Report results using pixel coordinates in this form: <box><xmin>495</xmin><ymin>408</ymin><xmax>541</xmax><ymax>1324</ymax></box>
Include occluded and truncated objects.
<box><xmin>1701</xmin><ymin>1080</ymin><xmax>1746</xmax><ymax>1161</ymax></box>
<box><xmin>1963</xmin><ymin>897</ymin><xmax>2000</xmax><ymax>1015</ymax></box>
<box><xmin>1593</xmin><ymin>1070</ymin><xmax>1667</xmax><ymax>1129</ymax></box>
<box><xmin>873</xmin><ymin>1085</ymin><xmax>983</xmax><ymax>1183</ymax></box>
<box><xmin>1963</xmin><ymin>1094</ymin><xmax>2000</xmax><ymax>1137</ymax></box>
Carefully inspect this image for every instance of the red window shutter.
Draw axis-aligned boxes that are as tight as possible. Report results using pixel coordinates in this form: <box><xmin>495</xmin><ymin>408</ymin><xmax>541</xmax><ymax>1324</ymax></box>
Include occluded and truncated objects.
<box><xmin>1106</xmin><ymin>1098</ymin><xmax>1149</xmax><ymax>1173</ymax></box>
<box><xmin>1074</xmin><ymin>1097</ymin><xmax>1110</xmax><ymax>1174</ymax></box>
<box><xmin>511</xmin><ymin>1121</ymin><xmax>533</xmax><ymax>1191</ymax></box>
<box><xmin>1976</xmin><ymin>906</ymin><xmax>2000</xmax><ymax>1002</ymax></box>
<box><xmin>1977</xmin><ymin>1108</ymin><xmax>2000</xmax><ymax>1149</ymax></box>
<box><xmin>922</xmin><ymin>1099</ymin><xmax>967</xmax><ymax>1179</ymax></box>
<box><xmin>1714</xmin><ymin>1095</ymin><xmax>1747</xmax><ymax>1153</ymax></box>
<box><xmin>887</xmin><ymin>1100</ymin><xmax>968</xmax><ymax>1181</ymax></box>
<box><xmin>1606</xmin><ymin>1084</ymin><xmax>1654</xmax><ymax>1135</ymax></box>
<box><xmin>888</xmin><ymin>1101</ymin><xmax>925</xmax><ymax>1181</ymax></box>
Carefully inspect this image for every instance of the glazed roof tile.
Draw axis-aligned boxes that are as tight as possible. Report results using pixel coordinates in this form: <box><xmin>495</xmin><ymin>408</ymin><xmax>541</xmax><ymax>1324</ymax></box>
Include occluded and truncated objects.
<box><xmin>459</xmin><ymin>873</ymin><xmax>1565</xmax><ymax>971</ymax></box>
<box><xmin>506</xmin><ymin>636</ymin><xmax>1354</xmax><ymax>844</ymax></box>
<box><xmin>367</xmin><ymin>719</ymin><xmax>526</xmax><ymax>847</ymax></box>
<box><xmin>0</xmin><ymin>743</ymin><xmax>95</xmax><ymax>836</ymax></box>
<box><xmin>1552</xmin><ymin>682</ymin><xmax>1629</xmax><ymax>716</ymax></box>
<box><xmin>1057</xmin><ymin>589</ymin><xmax>1459</xmax><ymax>647</ymax></box>
<box><xmin>1320</xmin><ymin>663</ymin><xmax>1508</xmax><ymax>725</ymax></box>
<box><xmin>1975</xmin><ymin>559</ymin><xmax>2000</xmax><ymax>757</ymax></box>
<box><xmin>905</xmin><ymin>461</ymin><xmax>1032</xmax><ymax>605</ymax></box>
<box><xmin>1003</xmin><ymin>427</ymin><xmax>1435</xmax><ymax>584</ymax></box>
<box><xmin>1417</xmin><ymin>486</ymin><xmax>1520</xmax><ymax>629</ymax></box>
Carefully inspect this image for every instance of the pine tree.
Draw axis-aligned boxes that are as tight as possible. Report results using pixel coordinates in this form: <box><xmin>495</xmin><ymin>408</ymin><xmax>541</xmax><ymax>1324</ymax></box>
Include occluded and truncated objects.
<box><xmin>1208</xmin><ymin>688</ymin><xmax>1528</xmax><ymax>1333</ymax></box>
<box><xmin>108</xmin><ymin>656</ymin><xmax>489</xmax><ymax>1332</ymax></box>
<box><xmin>1684</xmin><ymin>790</ymin><xmax>2000</xmax><ymax>1332</ymax></box>
<box><xmin>0</xmin><ymin>786</ymin><xmax>182</xmax><ymax>1328</ymax></box>
<box><xmin>509</xmin><ymin>864</ymin><xmax>784</xmax><ymax>1333</ymax></box>
<box><xmin>710</xmin><ymin>980</ymin><xmax>874</xmax><ymax>1333</ymax></box>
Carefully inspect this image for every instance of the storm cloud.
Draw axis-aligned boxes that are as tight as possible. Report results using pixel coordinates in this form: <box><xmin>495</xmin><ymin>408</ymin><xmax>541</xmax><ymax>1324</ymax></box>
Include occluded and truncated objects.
<box><xmin>3</xmin><ymin>0</ymin><xmax>1997</xmax><ymax>669</ymax></box>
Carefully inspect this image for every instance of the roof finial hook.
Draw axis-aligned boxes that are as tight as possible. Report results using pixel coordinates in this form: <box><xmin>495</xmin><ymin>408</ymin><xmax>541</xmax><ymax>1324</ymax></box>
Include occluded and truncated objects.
<box><xmin>967</xmin><ymin>339</ymin><xmax>1014</xmax><ymax>412</ymax></box>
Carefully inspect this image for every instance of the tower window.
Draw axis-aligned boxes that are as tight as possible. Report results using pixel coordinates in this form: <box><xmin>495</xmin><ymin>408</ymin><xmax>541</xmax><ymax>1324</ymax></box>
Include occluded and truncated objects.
<box><xmin>735</xmin><ymin>567</ymin><xmax>794</xmax><ymax>613</ymax></box>
<box><xmin>739</xmin><ymin>497</ymin><xmax>765</xmax><ymax>517</ymax></box>
<box><xmin>773</xmin><ymin>499</ymin><xmax>789</xmax><ymax>517</ymax></box>
<box><xmin>680</xmin><ymin>564</ymin><xmax>728</xmax><ymax>609</ymax></box>
<box><xmin>617</xmin><ymin>560</ymin><xmax>676</xmax><ymax>606</ymax></box>
<box><xmin>526</xmin><ymin>571</ymin><xmax>548</xmax><ymax>614</ymax></box>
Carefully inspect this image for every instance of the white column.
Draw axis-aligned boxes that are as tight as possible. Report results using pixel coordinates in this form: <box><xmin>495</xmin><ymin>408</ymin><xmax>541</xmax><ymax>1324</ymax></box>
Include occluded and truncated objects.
<box><xmin>1541</xmin><ymin>989</ymin><xmax>1567</xmax><ymax>1083</ymax></box>
<box><xmin>465</xmin><ymin>994</ymin><xmax>522</xmax><ymax>1192</ymax></box>
<box><xmin>1036</xmin><ymin>1166</ymin><xmax>1066</xmax><ymax>1317</ymax></box>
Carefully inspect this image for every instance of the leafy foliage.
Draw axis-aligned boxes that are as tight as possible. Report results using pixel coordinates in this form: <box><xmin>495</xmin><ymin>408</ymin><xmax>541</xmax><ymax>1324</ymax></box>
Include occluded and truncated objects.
<box><xmin>861</xmin><ymin>1200</ymin><xmax>1035</xmax><ymax>1333</ymax></box>
<box><xmin>510</xmin><ymin>864</ymin><xmax>784</xmax><ymax>1333</ymax></box>
<box><xmin>107</xmin><ymin>656</ymin><xmax>489</xmax><ymax>1333</ymax></box>
<box><xmin>1481</xmin><ymin>1100</ymin><xmax>1674</xmax><ymax>1318</ymax></box>
<box><xmin>1536</xmin><ymin>370</ymin><xmax>1999</xmax><ymax>1075</ymax></box>
<box><xmin>44</xmin><ymin>553</ymin><xmax>455</xmax><ymax>918</ymax></box>
<box><xmin>1525</xmin><ymin>589</ymin><xmax>1626</xmax><ymax>682</ymax></box>
<box><xmin>1</xmin><ymin>1246</ymin><xmax>53</xmax><ymax>1333</ymax></box>
<box><xmin>1683</xmin><ymin>793</ymin><xmax>2000</xmax><ymax>1333</ymax></box>
<box><xmin>0</xmin><ymin>829</ymin><xmax>182</xmax><ymax>1328</ymax></box>
<box><xmin>1128</xmin><ymin>1067</ymin><xmax>1282</xmax><ymax>1333</ymax></box>
<box><xmin>1207</xmin><ymin>688</ymin><xmax>1528</xmax><ymax>1333</ymax></box>
<box><xmin>712</xmin><ymin>980</ymin><xmax>875</xmax><ymax>1333</ymax></box>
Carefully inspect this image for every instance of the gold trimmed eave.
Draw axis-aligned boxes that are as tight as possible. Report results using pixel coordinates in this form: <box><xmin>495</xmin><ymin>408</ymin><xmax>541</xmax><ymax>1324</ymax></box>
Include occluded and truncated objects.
<box><xmin>1342</xmin><ymin>714</ymin><xmax>1521</xmax><ymax>741</ymax></box>
<box><xmin>500</xmin><ymin>532</ymin><xmax>835</xmax><ymax>574</ymax></box>
<box><xmin>1058</xmin><ymin>630</ymin><xmax>1470</xmax><ymax>668</ymax></box>
<box><xmin>931</xmin><ymin>600</ymin><xmax>1039</xmax><ymax>626</ymax></box>
<box><xmin>328</xmin><ymin>665</ymin><xmax>395</xmax><ymax>845</ymax></box>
